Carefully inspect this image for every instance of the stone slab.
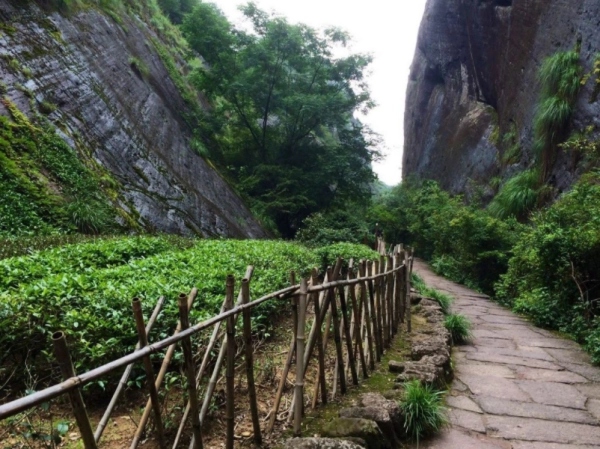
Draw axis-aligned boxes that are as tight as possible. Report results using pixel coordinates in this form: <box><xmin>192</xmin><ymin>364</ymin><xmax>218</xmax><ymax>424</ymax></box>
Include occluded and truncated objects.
<box><xmin>513</xmin><ymin>366</ymin><xmax>587</xmax><ymax>384</ymax></box>
<box><xmin>456</xmin><ymin>362</ymin><xmax>515</xmax><ymax>378</ymax></box>
<box><xmin>515</xmin><ymin>339</ymin><xmax>579</xmax><ymax>350</ymax></box>
<box><xmin>511</xmin><ymin>443</ymin><xmax>599</xmax><ymax>449</ymax></box>
<box><xmin>545</xmin><ymin>348</ymin><xmax>592</xmax><ymax>365</ymax></box>
<box><xmin>575</xmin><ymin>383</ymin><xmax>600</xmax><ymax>399</ymax></box>
<box><xmin>476</xmin><ymin>396</ymin><xmax>597</xmax><ymax>424</ymax></box>
<box><xmin>448</xmin><ymin>409</ymin><xmax>486</xmax><ymax>433</ymax></box>
<box><xmin>588</xmin><ymin>398</ymin><xmax>600</xmax><ymax>421</ymax></box>
<box><xmin>557</xmin><ymin>362</ymin><xmax>600</xmax><ymax>382</ymax></box>
<box><xmin>446</xmin><ymin>395</ymin><xmax>483</xmax><ymax>413</ymax></box>
<box><xmin>516</xmin><ymin>380</ymin><xmax>587</xmax><ymax>409</ymax></box>
<box><xmin>477</xmin><ymin>346</ymin><xmax>555</xmax><ymax>362</ymax></box>
<box><xmin>485</xmin><ymin>415</ymin><xmax>600</xmax><ymax>445</ymax></box>
<box><xmin>456</xmin><ymin>373</ymin><xmax>530</xmax><ymax>401</ymax></box>
<box><xmin>466</xmin><ymin>352</ymin><xmax>562</xmax><ymax>370</ymax></box>
<box><xmin>471</xmin><ymin>338</ymin><xmax>516</xmax><ymax>349</ymax></box>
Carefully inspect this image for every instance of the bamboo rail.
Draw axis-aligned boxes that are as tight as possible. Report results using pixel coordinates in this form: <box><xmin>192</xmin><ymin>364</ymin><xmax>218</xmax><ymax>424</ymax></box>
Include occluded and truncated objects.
<box><xmin>0</xmin><ymin>246</ymin><xmax>414</xmax><ymax>447</ymax></box>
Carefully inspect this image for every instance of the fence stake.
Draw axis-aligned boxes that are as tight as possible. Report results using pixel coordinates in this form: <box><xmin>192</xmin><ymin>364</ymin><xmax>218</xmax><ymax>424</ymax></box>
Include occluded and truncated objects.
<box><xmin>95</xmin><ymin>295</ymin><xmax>164</xmax><ymax>443</ymax></box>
<box><xmin>338</xmin><ymin>282</ymin><xmax>358</xmax><ymax>386</ymax></box>
<box><xmin>311</xmin><ymin>268</ymin><xmax>328</xmax><ymax>405</ymax></box>
<box><xmin>181</xmin><ymin>268</ymin><xmax>253</xmax><ymax>449</ymax></box>
<box><xmin>242</xmin><ymin>278</ymin><xmax>262</xmax><ymax>444</ymax></box>
<box><xmin>132</xmin><ymin>288</ymin><xmax>198</xmax><ymax>449</ymax></box>
<box><xmin>52</xmin><ymin>332</ymin><xmax>97</xmax><ymax>449</ymax></box>
<box><xmin>132</xmin><ymin>298</ymin><xmax>166</xmax><ymax>449</ymax></box>
<box><xmin>399</xmin><ymin>250</ymin><xmax>406</xmax><ymax>325</ymax></box>
<box><xmin>386</xmin><ymin>255</ymin><xmax>394</xmax><ymax>343</ymax></box>
<box><xmin>407</xmin><ymin>249</ymin><xmax>414</xmax><ymax>333</ymax></box>
<box><xmin>178</xmin><ymin>293</ymin><xmax>204</xmax><ymax>449</ymax></box>
<box><xmin>294</xmin><ymin>279</ymin><xmax>308</xmax><ymax>436</ymax></box>
<box><xmin>349</xmin><ymin>268</ymin><xmax>368</xmax><ymax>378</ymax></box>
<box><xmin>367</xmin><ymin>261</ymin><xmax>382</xmax><ymax>361</ymax></box>
<box><xmin>359</xmin><ymin>261</ymin><xmax>375</xmax><ymax>371</ymax></box>
<box><xmin>328</xmin><ymin>266</ymin><xmax>347</xmax><ymax>395</ymax></box>
<box><xmin>311</xmin><ymin>296</ymin><xmax>333</xmax><ymax>409</ymax></box>
<box><xmin>225</xmin><ymin>276</ymin><xmax>236</xmax><ymax>449</ymax></box>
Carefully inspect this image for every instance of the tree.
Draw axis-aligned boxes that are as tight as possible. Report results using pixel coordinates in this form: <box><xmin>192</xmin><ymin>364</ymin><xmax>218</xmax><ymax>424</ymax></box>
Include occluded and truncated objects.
<box><xmin>183</xmin><ymin>2</ymin><xmax>377</xmax><ymax>236</ymax></box>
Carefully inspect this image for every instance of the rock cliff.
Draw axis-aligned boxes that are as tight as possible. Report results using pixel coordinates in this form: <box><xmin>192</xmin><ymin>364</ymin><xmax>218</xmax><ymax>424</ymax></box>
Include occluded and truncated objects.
<box><xmin>403</xmin><ymin>0</ymin><xmax>600</xmax><ymax>198</ymax></box>
<box><xmin>0</xmin><ymin>1</ymin><xmax>267</xmax><ymax>238</ymax></box>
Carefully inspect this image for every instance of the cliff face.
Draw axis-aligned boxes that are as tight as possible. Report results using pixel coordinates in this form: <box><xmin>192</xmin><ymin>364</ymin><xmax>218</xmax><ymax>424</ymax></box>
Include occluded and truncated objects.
<box><xmin>0</xmin><ymin>1</ymin><xmax>267</xmax><ymax>238</ymax></box>
<box><xmin>403</xmin><ymin>0</ymin><xmax>600</xmax><ymax>197</ymax></box>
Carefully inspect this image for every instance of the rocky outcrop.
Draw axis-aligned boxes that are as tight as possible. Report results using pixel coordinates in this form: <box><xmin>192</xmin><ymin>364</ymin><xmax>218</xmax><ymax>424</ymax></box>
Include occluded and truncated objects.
<box><xmin>0</xmin><ymin>1</ymin><xmax>267</xmax><ymax>238</ymax></box>
<box><xmin>404</xmin><ymin>0</ymin><xmax>600</xmax><ymax>198</ymax></box>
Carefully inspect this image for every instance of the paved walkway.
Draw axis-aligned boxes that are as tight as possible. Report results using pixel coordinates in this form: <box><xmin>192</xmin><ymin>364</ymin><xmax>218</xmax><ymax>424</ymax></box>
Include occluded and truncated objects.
<box><xmin>413</xmin><ymin>260</ymin><xmax>600</xmax><ymax>449</ymax></box>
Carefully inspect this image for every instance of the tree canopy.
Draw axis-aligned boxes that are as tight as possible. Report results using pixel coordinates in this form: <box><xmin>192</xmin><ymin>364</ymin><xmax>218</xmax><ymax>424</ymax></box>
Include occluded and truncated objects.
<box><xmin>182</xmin><ymin>2</ymin><xmax>378</xmax><ymax>236</ymax></box>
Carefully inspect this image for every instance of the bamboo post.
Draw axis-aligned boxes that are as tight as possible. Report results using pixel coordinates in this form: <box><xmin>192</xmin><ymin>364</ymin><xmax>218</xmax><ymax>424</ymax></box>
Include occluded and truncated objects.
<box><xmin>311</xmin><ymin>268</ymin><xmax>328</xmax><ymax>405</ymax></box>
<box><xmin>349</xmin><ymin>268</ymin><xmax>368</xmax><ymax>378</ymax></box>
<box><xmin>338</xmin><ymin>282</ymin><xmax>358</xmax><ymax>386</ymax></box>
<box><xmin>178</xmin><ymin>293</ymin><xmax>204</xmax><ymax>449</ymax></box>
<box><xmin>225</xmin><ymin>276</ymin><xmax>236</xmax><ymax>449</ymax></box>
<box><xmin>133</xmin><ymin>289</ymin><xmax>198</xmax><ymax>449</ymax></box>
<box><xmin>241</xmin><ymin>278</ymin><xmax>262</xmax><ymax>444</ymax></box>
<box><xmin>328</xmin><ymin>266</ymin><xmax>347</xmax><ymax>395</ymax></box>
<box><xmin>359</xmin><ymin>261</ymin><xmax>375</xmax><ymax>371</ymax></box>
<box><xmin>294</xmin><ymin>279</ymin><xmax>308</xmax><ymax>436</ymax></box>
<box><xmin>407</xmin><ymin>249</ymin><xmax>413</xmax><ymax>333</ymax></box>
<box><xmin>386</xmin><ymin>255</ymin><xmax>394</xmax><ymax>344</ymax></box>
<box><xmin>178</xmin><ymin>268</ymin><xmax>253</xmax><ymax>449</ymax></box>
<box><xmin>379</xmin><ymin>256</ymin><xmax>389</xmax><ymax>349</ymax></box>
<box><xmin>52</xmin><ymin>332</ymin><xmax>97</xmax><ymax>449</ymax></box>
<box><xmin>95</xmin><ymin>296</ymin><xmax>164</xmax><ymax>443</ymax></box>
<box><xmin>132</xmin><ymin>298</ymin><xmax>166</xmax><ymax>449</ymax></box>
<box><xmin>311</xmin><ymin>301</ymin><xmax>333</xmax><ymax>409</ymax></box>
<box><xmin>399</xmin><ymin>250</ymin><xmax>406</xmax><ymax>325</ymax></box>
<box><xmin>393</xmin><ymin>253</ymin><xmax>401</xmax><ymax>332</ymax></box>
<box><xmin>368</xmin><ymin>261</ymin><xmax>382</xmax><ymax>361</ymax></box>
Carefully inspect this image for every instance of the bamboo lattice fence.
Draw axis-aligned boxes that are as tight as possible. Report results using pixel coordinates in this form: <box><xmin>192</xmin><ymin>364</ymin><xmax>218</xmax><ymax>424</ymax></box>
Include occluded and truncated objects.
<box><xmin>0</xmin><ymin>244</ymin><xmax>415</xmax><ymax>448</ymax></box>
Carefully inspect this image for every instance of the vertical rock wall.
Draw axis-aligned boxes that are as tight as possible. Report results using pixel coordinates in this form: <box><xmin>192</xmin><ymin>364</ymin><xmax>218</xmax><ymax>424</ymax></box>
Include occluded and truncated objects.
<box><xmin>0</xmin><ymin>1</ymin><xmax>267</xmax><ymax>238</ymax></box>
<box><xmin>403</xmin><ymin>0</ymin><xmax>600</xmax><ymax>198</ymax></box>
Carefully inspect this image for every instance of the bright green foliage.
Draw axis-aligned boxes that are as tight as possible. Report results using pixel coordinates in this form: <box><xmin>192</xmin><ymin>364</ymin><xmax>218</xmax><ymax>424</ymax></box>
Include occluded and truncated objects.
<box><xmin>128</xmin><ymin>56</ymin><xmax>150</xmax><ymax>79</ymax></box>
<box><xmin>0</xmin><ymin>100</ymin><xmax>116</xmax><ymax>237</ymax></box>
<box><xmin>296</xmin><ymin>210</ymin><xmax>371</xmax><ymax>247</ymax></box>
<box><xmin>370</xmin><ymin>180</ymin><xmax>522</xmax><ymax>293</ymax></box>
<box><xmin>0</xmin><ymin>234</ymin><xmax>111</xmax><ymax>260</ymax></box>
<box><xmin>488</xmin><ymin>169</ymin><xmax>541</xmax><ymax>219</ymax></box>
<box><xmin>500</xmin><ymin>123</ymin><xmax>522</xmax><ymax>165</ymax></box>
<box><xmin>182</xmin><ymin>3</ymin><xmax>377</xmax><ymax>237</ymax></box>
<box><xmin>444</xmin><ymin>314</ymin><xmax>472</xmax><ymax>344</ymax></box>
<box><xmin>0</xmin><ymin>237</ymin><xmax>379</xmax><ymax>391</ymax></box>
<box><xmin>157</xmin><ymin>0</ymin><xmax>195</xmax><ymax>23</ymax></box>
<box><xmin>313</xmin><ymin>242</ymin><xmax>379</xmax><ymax>273</ymax></box>
<box><xmin>400</xmin><ymin>380</ymin><xmax>447</xmax><ymax>445</ymax></box>
<box><xmin>496</xmin><ymin>170</ymin><xmax>600</xmax><ymax>362</ymax></box>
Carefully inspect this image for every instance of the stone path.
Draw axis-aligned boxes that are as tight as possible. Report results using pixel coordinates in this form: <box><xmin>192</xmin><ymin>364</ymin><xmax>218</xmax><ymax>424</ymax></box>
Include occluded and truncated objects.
<box><xmin>413</xmin><ymin>260</ymin><xmax>600</xmax><ymax>449</ymax></box>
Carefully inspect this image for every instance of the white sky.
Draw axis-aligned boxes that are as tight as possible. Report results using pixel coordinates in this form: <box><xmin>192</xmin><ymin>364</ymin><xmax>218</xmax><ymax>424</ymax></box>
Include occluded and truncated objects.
<box><xmin>210</xmin><ymin>0</ymin><xmax>427</xmax><ymax>186</ymax></box>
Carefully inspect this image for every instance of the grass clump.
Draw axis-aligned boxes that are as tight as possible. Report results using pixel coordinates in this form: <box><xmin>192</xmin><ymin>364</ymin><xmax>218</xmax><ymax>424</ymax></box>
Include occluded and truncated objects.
<box><xmin>400</xmin><ymin>380</ymin><xmax>447</xmax><ymax>445</ymax></box>
<box><xmin>444</xmin><ymin>314</ymin><xmax>472</xmax><ymax>344</ymax></box>
<box><xmin>411</xmin><ymin>273</ymin><xmax>453</xmax><ymax>314</ymax></box>
<box><xmin>488</xmin><ymin>168</ymin><xmax>541</xmax><ymax>219</ymax></box>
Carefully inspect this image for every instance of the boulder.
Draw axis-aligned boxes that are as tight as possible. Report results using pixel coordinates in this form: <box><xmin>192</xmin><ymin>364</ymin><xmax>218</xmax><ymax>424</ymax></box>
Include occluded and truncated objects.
<box><xmin>394</xmin><ymin>360</ymin><xmax>444</xmax><ymax>387</ymax></box>
<box><xmin>339</xmin><ymin>407</ymin><xmax>399</xmax><ymax>449</ymax></box>
<box><xmin>411</xmin><ymin>338</ymin><xmax>449</xmax><ymax>361</ymax></box>
<box><xmin>321</xmin><ymin>418</ymin><xmax>390</xmax><ymax>449</ymax></box>
<box><xmin>284</xmin><ymin>438</ymin><xmax>365</xmax><ymax>449</ymax></box>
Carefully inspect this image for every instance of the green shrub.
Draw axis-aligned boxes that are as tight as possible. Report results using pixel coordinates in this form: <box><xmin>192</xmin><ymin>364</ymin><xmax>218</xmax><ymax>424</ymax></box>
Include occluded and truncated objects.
<box><xmin>0</xmin><ymin>238</ymin><xmax>377</xmax><ymax>392</ymax></box>
<box><xmin>312</xmin><ymin>242</ymin><xmax>380</xmax><ymax>273</ymax></box>
<box><xmin>444</xmin><ymin>314</ymin><xmax>472</xmax><ymax>344</ymax></box>
<box><xmin>296</xmin><ymin>210</ymin><xmax>370</xmax><ymax>247</ymax></box>
<box><xmin>400</xmin><ymin>380</ymin><xmax>447</xmax><ymax>445</ymax></box>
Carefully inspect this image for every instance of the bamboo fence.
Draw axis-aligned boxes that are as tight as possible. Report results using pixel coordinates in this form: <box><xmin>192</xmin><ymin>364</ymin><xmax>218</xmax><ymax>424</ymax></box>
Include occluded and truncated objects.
<box><xmin>0</xmin><ymin>244</ymin><xmax>415</xmax><ymax>448</ymax></box>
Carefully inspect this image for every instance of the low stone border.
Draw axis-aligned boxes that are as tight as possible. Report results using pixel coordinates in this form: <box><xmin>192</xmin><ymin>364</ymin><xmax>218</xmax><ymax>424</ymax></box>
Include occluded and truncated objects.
<box><xmin>284</xmin><ymin>293</ymin><xmax>453</xmax><ymax>449</ymax></box>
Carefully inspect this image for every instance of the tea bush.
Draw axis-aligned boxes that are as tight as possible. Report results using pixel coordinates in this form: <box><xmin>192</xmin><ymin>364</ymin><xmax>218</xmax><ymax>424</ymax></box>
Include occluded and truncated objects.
<box><xmin>0</xmin><ymin>237</ymin><xmax>381</xmax><ymax>392</ymax></box>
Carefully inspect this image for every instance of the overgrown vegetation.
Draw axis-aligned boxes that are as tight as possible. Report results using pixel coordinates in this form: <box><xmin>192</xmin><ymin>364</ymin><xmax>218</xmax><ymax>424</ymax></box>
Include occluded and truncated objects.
<box><xmin>0</xmin><ymin>99</ymin><xmax>117</xmax><ymax>237</ymax></box>
<box><xmin>399</xmin><ymin>380</ymin><xmax>447</xmax><ymax>445</ymax></box>
<box><xmin>0</xmin><ymin>237</ymin><xmax>377</xmax><ymax>394</ymax></box>
<box><xmin>444</xmin><ymin>314</ymin><xmax>472</xmax><ymax>344</ymax></box>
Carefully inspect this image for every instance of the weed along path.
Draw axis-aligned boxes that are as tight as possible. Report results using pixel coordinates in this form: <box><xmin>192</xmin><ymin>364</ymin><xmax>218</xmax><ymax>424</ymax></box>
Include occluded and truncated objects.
<box><xmin>412</xmin><ymin>259</ymin><xmax>600</xmax><ymax>449</ymax></box>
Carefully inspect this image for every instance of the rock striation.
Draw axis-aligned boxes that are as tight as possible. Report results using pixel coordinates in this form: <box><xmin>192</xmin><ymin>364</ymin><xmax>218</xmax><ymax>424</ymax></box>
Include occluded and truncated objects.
<box><xmin>0</xmin><ymin>1</ymin><xmax>266</xmax><ymax>238</ymax></box>
<box><xmin>404</xmin><ymin>0</ymin><xmax>600</xmax><ymax>198</ymax></box>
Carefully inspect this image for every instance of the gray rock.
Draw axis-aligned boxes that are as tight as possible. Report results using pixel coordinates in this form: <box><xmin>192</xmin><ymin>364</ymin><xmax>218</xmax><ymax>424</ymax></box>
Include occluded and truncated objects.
<box><xmin>321</xmin><ymin>418</ymin><xmax>390</xmax><ymax>449</ymax></box>
<box><xmin>284</xmin><ymin>438</ymin><xmax>365</xmax><ymax>449</ymax></box>
<box><xmin>339</xmin><ymin>407</ymin><xmax>399</xmax><ymax>448</ymax></box>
